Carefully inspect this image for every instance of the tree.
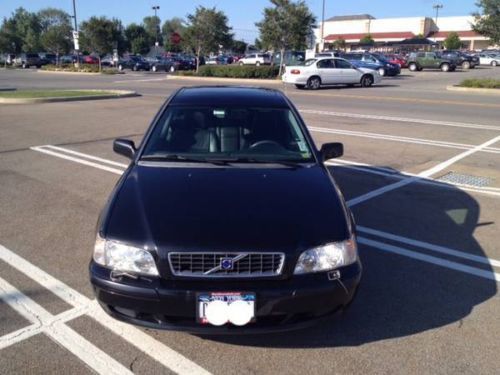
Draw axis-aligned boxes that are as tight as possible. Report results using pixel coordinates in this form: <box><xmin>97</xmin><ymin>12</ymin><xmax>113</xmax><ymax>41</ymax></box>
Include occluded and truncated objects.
<box><xmin>0</xmin><ymin>8</ymin><xmax>42</xmax><ymax>53</ymax></box>
<box><xmin>360</xmin><ymin>34</ymin><xmax>374</xmax><ymax>45</ymax></box>
<box><xmin>38</xmin><ymin>8</ymin><xmax>72</xmax><ymax>60</ymax></box>
<box><xmin>473</xmin><ymin>0</ymin><xmax>500</xmax><ymax>45</ymax></box>
<box><xmin>184</xmin><ymin>7</ymin><xmax>233</xmax><ymax>71</ymax></box>
<box><xmin>232</xmin><ymin>40</ymin><xmax>247</xmax><ymax>54</ymax></box>
<box><xmin>256</xmin><ymin>0</ymin><xmax>316</xmax><ymax>75</ymax></box>
<box><xmin>333</xmin><ymin>38</ymin><xmax>346</xmax><ymax>51</ymax></box>
<box><xmin>80</xmin><ymin>17</ymin><xmax>125</xmax><ymax>68</ymax></box>
<box><xmin>143</xmin><ymin>15</ymin><xmax>162</xmax><ymax>46</ymax></box>
<box><xmin>124</xmin><ymin>23</ymin><xmax>150</xmax><ymax>54</ymax></box>
<box><xmin>162</xmin><ymin>17</ymin><xmax>186</xmax><ymax>52</ymax></box>
<box><xmin>444</xmin><ymin>32</ymin><xmax>462</xmax><ymax>50</ymax></box>
<box><xmin>0</xmin><ymin>17</ymin><xmax>23</xmax><ymax>53</ymax></box>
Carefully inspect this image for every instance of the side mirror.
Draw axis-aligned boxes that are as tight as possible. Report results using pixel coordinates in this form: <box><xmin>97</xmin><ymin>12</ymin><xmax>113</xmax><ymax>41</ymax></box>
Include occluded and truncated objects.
<box><xmin>113</xmin><ymin>138</ymin><xmax>136</xmax><ymax>159</ymax></box>
<box><xmin>320</xmin><ymin>142</ymin><xmax>344</xmax><ymax>161</ymax></box>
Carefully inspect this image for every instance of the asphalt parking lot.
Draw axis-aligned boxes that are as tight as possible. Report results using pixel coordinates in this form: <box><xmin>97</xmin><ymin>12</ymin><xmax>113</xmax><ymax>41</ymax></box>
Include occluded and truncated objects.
<box><xmin>0</xmin><ymin>66</ymin><xmax>499</xmax><ymax>374</ymax></box>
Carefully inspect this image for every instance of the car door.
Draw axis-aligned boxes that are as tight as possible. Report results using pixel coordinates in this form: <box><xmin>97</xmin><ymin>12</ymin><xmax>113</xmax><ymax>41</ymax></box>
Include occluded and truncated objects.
<box><xmin>334</xmin><ymin>58</ymin><xmax>360</xmax><ymax>83</ymax></box>
<box><xmin>316</xmin><ymin>59</ymin><xmax>336</xmax><ymax>84</ymax></box>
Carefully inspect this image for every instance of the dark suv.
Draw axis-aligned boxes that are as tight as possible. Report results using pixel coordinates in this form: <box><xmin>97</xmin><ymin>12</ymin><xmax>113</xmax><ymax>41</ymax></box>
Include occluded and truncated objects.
<box><xmin>13</xmin><ymin>53</ymin><xmax>43</xmax><ymax>69</ymax></box>
<box><xmin>90</xmin><ymin>86</ymin><xmax>362</xmax><ymax>333</ymax></box>
<box><xmin>407</xmin><ymin>52</ymin><xmax>456</xmax><ymax>72</ymax></box>
<box><xmin>437</xmin><ymin>51</ymin><xmax>478</xmax><ymax>69</ymax></box>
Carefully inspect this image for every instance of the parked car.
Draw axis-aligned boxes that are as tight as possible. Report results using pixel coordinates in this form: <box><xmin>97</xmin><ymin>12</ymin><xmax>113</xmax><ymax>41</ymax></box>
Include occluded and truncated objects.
<box><xmin>406</xmin><ymin>52</ymin><xmax>456</xmax><ymax>72</ymax></box>
<box><xmin>90</xmin><ymin>86</ymin><xmax>362</xmax><ymax>333</ymax></box>
<box><xmin>476</xmin><ymin>53</ymin><xmax>500</xmax><ymax>67</ymax></box>
<box><xmin>436</xmin><ymin>51</ymin><xmax>478</xmax><ymax>69</ymax></box>
<box><xmin>117</xmin><ymin>56</ymin><xmax>151</xmax><ymax>71</ymax></box>
<box><xmin>206</xmin><ymin>55</ymin><xmax>233</xmax><ymax>65</ymax></box>
<box><xmin>238</xmin><ymin>53</ymin><xmax>271</xmax><ymax>66</ymax></box>
<box><xmin>82</xmin><ymin>55</ymin><xmax>99</xmax><ymax>65</ymax></box>
<box><xmin>2</xmin><ymin>53</ymin><xmax>16</xmax><ymax>65</ymax></box>
<box><xmin>171</xmin><ymin>56</ymin><xmax>196</xmax><ymax>71</ymax></box>
<box><xmin>315</xmin><ymin>51</ymin><xmax>341</xmax><ymax>58</ymax></box>
<box><xmin>383</xmin><ymin>54</ymin><xmax>408</xmax><ymax>69</ymax></box>
<box><xmin>60</xmin><ymin>55</ymin><xmax>77</xmax><ymax>64</ymax></box>
<box><xmin>101</xmin><ymin>54</ymin><xmax>115</xmax><ymax>67</ymax></box>
<box><xmin>38</xmin><ymin>52</ymin><xmax>57</xmax><ymax>65</ymax></box>
<box><xmin>273</xmin><ymin>50</ymin><xmax>306</xmax><ymax>66</ymax></box>
<box><xmin>13</xmin><ymin>53</ymin><xmax>43</xmax><ymax>68</ymax></box>
<box><xmin>341</xmin><ymin>53</ymin><xmax>400</xmax><ymax>76</ymax></box>
<box><xmin>149</xmin><ymin>57</ymin><xmax>176</xmax><ymax>72</ymax></box>
<box><xmin>282</xmin><ymin>57</ymin><xmax>382</xmax><ymax>89</ymax></box>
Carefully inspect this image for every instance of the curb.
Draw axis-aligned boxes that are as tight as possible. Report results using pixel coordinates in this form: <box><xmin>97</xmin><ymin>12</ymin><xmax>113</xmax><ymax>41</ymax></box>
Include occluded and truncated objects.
<box><xmin>447</xmin><ymin>85</ymin><xmax>500</xmax><ymax>95</ymax></box>
<box><xmin>167</xmin><ymin>75</ymin><xmax>283</xmax><ymax>85</ymax></box>
<box><xmin>0</xmin><ymin>90</ymin><xmax>139</xmax><ymax>104</ymax></box>
<box><xmin>36</xmin><ymin>70</ymin><xmax>124</xmax><ymax>76</ymax></box>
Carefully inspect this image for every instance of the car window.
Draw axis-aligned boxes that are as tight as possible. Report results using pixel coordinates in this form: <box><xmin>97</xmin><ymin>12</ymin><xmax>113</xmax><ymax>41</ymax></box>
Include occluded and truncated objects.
<box><xmin>142</xmin><ymin>106</ymin><xmax>313</xmax><ymax>161</ymax></box>
<box><xmin>317</xmin><ymin>59</ymin><xmax>334</xmax><ymax>68</ymax></box>
<box><xmin>335</xmin><ymin>59</ymin><xmax>353</xmax><ymax>69</ymax></box>
<box><xmin>417</xmin><ymin>53</ymin><xmax>425</xmax><ymax>58</ymax></box>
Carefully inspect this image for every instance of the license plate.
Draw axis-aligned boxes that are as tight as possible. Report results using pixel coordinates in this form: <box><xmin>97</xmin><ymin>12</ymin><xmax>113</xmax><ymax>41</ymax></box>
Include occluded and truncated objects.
<box><xmin>197</xmin><ymin>292</ymin><xmax>255</xmax><ymax>326</ymax></box>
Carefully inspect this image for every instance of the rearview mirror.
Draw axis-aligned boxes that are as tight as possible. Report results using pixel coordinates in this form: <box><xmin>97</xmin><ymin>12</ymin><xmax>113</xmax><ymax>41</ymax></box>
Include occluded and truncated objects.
<box><xmin>113</xmin><ymin>138</ymin><xmax>136</xmax><ymax>159</ymax></box>
<box><xmin>320</xmin><ymin>142</ymin><xmax>344</xmax><ymax>161</ymax></box>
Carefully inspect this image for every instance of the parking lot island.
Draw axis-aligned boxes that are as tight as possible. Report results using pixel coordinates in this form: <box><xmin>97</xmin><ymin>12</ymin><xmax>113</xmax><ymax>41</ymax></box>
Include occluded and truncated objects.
<box><xmin>0</xmin><ymin>89</ymin><xmax>138</xmax><ymax>104</ymax></box>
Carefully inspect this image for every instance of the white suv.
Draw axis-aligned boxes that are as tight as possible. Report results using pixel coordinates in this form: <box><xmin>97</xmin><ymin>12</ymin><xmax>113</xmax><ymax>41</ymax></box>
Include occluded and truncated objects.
<box><xmin>239</xmin><ymin>53</ymin><xmax>271</xmax><ymax>66</ymax></box>
<box><xmin>282</xmin><ymin>57</ymin><xmax>381</xmax><ymax>89</ymax></box>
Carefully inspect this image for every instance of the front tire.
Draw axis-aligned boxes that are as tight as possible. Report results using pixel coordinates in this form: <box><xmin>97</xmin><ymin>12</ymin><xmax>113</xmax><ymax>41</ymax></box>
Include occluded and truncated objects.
<box><xmin>256</xmin><ymin>61</ymin><xmax>261</xmax><ymax>67</ymax></box>
<box><xmin>118</xmin><ymin>64</ymin><xmax>123</xmax><ymax>71</ymax></box>
<box><xmin>462</xmin><ymin>61</ymin><xmax>470</xmax><ymax>70</ymax></box>
<box><xmin>169</xmin><ymin>65</ymin><xmax>175</xmax><ymax>73</ymax></box>
<box><xmin>441</xmin><ymin>63</ymin><xmax>450</xmax><ymax>72</ymax></box>
<box><xmin>492</xmin><ymin>61</ymin><xmax>498</xmax><ymax>67</ymax></box>
<box><xmin>409</xmin><ymin>63</ymin><xmax>418</xmax><ymax>72</ymax></box>
<box><xmin>378</xmin><ymin>68</ymin><xmax>386</xmax><ymax>76</ymax></box>
<box><xmin>306</xmin><ymin>76</ymin><xmax>321</xmax><ymax>90</ymax></box>
<box><xmin>239</xmin><ymin>61</ymin><xmax>244</xmax><ymax>66</ymax></box>
<box><xmin>360</xmin><ymin>74</ymin><xmax>374</xmax><ymax>87</ymax></box>
<box><xmin>152</xmin><ymin>65</ymin><xmax>157</xmax><ymax>72</ymax></box>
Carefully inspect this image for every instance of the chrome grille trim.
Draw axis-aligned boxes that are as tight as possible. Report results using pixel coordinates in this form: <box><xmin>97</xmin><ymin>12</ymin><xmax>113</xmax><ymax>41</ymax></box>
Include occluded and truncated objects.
<box><xmin>167</xmin><ymin>252</ymin><xmax>285</xmax><ymax>278</ymax></box>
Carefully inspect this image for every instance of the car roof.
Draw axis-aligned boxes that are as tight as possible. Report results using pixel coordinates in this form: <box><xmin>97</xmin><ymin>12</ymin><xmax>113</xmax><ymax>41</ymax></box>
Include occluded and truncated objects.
<box><xmin>170</xmin><ymin>86</ymin><xmax>290</xmax><ymax>108</ymax></box>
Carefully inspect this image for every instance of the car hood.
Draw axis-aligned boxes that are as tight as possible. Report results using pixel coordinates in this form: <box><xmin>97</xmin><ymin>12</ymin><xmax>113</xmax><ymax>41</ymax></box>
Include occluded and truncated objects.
<box><xmin>103</xmin><ymin>164</ymin><xmax>350</xmax><ymax>253</ymax></box>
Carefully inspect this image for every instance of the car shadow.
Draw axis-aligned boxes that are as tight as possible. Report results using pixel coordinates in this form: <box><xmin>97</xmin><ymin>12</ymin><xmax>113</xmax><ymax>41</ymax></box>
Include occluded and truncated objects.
<box><xmin>202</xmin><ymin>166</ymin><xmax>497</xmax><ymax>348</ymax></box>
<box><xmin>314</xmin><ymin>84</ymin><xmax>400</xmax><ymax>90</ymax></box>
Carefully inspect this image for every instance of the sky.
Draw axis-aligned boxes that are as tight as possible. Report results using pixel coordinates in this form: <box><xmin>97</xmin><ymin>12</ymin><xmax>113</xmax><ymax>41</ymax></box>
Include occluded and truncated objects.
<box><xmin>0</xmin><ymin>0</ymin><xmax>480</xmax><ymax>42</ymax></box>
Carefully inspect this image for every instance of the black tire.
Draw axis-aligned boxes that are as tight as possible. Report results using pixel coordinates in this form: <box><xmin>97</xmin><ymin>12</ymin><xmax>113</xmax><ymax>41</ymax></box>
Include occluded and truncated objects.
<box><xmin>22</xmin><ymin>63</ymin><xmax>28</xmax><ymax>69</ymax></box>
<box><xmin>132</xmin><ymin>65</ymin><xmax>137</xmax><ymax>71</ymax></box>
<box><xmin>118</xmin><ymin>64</ymin><xmax>123</xmax><ymax>71</ymax></box>
<box><xmin>492</xmin><ymin>61</ymin><xmax>498</xmax><ymax>67</ymax></box>
<box><xmin>441</xmin><ymin>63</ymin><xmax>450</xmax><ymax>72</ymax></box>
<box><xmin>306</xmin><ymin>76</ymin><xmax>321</xmax><ymax>90</ymax></box>
<box><xmin>360</xmin><ymin>74</ymin><xmax>374</xmax><ymax>87</ymax></box>
<box><xmin>256</xmin><ymin>61</ymin><xmax>261</xmax><ymax>67</ymax></box>
<box><xmin>295</xmin><ymin>84</ymin><xmax>305</xmax><ymax>89</ymax></box>
<box><xmin>169</xmin><ymin>65</ymin><xmax>175</xmax><ymax>73</ymax></box>
<box><xmin>152</xmin><ymin>65</ymin><xmax>157</xmax><ymax>72</ymax></box>
<box><xmin>378</xmin><ymin>68</ymin><xmax>386</xmax><ymax>77</ymax></box>
<box><xmin>462</xmin><ymin>61</ymin><xmax>470</xmax><ymax>70</ymax></box>
<box><xmin>417</xmin><ymin>67</ymin><xmax>423</xmax><ymax>71</ymax></box>
<box><xmin>408</xmin><ymin>63</ymin><xmax>418</xmax><ymax>72</ymax></box>
<box><xmin>239</xmin><ymin>61</ymin><xmax>244</xmax><ymax>66</ymax></box>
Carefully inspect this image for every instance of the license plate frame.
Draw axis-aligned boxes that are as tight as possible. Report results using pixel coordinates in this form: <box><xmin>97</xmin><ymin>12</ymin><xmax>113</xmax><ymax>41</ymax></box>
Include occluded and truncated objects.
<box><xmin>196</xmin><ymin>292</ymin><xmax>256</xmax><ymax>325</ymax></box>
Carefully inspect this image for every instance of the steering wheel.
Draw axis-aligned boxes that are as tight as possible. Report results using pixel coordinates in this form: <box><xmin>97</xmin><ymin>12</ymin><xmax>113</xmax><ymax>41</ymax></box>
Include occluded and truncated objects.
<box><xmin>249</xmin><ymin>140</ymin><xmax>283</xmax><ymax>150</ymax></box>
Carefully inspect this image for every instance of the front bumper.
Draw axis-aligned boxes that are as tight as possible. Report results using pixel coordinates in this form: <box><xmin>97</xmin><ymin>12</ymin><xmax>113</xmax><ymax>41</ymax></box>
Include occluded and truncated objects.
<box><xmin>90</xmin><ymin>260</ymin><xmax>362</xmax><ymax>334</ymax></box>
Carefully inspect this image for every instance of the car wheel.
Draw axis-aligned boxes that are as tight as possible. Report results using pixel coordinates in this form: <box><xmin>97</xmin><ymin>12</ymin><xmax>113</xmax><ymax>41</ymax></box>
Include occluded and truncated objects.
<box><xmin>22</xmin><ymin>63</ymin><xmax>27</xmax><ymax>69</ymax></box>
<box><xmin>118</xmin><ymin>64</ymin><xmax>123</xmax><ymax>71</ymax></box>
<box><xmin>169</xmin><ymin>65</ymin><xmax>175</xmax><ymax>73</ymax></box>
<box><xmin>132</xmin><ymin>66</ymin><xmax>137</xmax><ymax>71</ymax></box>
<box><xmin>306</xmin><ymin>76</ymin><xmax>321</xmax><ymax>90</ymax></box>
<box><xmin>409</xmin><ymin>63</ymin><xmax>417</xmax><ymax>71</ymax></box>
<box><xmin>152</xmin><ymin>65</ymin><xmax>157</xmax><ymax>72</ymax></box>
<box><xmin>441</xmin><ymin>63</ymin><xmax>450</xmax><ymax>72</ymax></box>
<box><xmin>239</xmin><ymin>61</ymin><xmax>244</xmax><ymax>66</ymax></box>
<box><xmin>295</xmin><ymin>84</ymin><xmax>305</xmax><ymax>89</ymax></box>
<box><xmin>378</xmin><ymin>68</ymin><xmax>385</xmax><ymax>76</ymax></box>
<box><xmin>256</xmin><ymin>61</ymin><xmax>261</xmax><ymax>67</ymax></box>
<box><xmin>492</xmin><ymin>61</ymin><xmax>498</xmax><ymax>67</ymax></box>
<box><xmin>462</xmin><ymin>61</ymin><xmax>470</xmax><ymax>70</ymax></box>
<box><xmin>360</xmin><ymin>74</ymin><xmax>374</xmax><ymax>87</ymax></box>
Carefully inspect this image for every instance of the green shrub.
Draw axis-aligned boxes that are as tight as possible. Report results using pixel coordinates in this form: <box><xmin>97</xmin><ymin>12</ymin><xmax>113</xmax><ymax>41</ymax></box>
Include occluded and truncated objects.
<box><xmin>459</xmin><ymin>78</ymin><xmax>500</xmax><ymax>89</ymax></box>
<box><xmin>194</xmin><ymin>65</ymin><xmax>280</xmax><ymax>79</ymax></box>
<box><xmin>41</xmin><ymin>64</ymin><xmax>121</xmax><ymax>74</ymax></box>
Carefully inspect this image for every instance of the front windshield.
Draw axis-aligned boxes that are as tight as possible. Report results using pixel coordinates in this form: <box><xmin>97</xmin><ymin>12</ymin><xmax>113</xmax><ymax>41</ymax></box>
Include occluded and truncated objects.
<box><xmin>142</xmin><ymin>106</ymin><xmax>314</xmax><ymax>162</ymax></box>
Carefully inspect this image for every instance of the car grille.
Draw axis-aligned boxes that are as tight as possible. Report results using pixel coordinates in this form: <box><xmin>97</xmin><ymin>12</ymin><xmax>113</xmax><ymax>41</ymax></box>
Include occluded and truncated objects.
<box><xmin>168</xmin><ymin>252</ymin><xmax>285</xmax><ymax>278</ymax></box>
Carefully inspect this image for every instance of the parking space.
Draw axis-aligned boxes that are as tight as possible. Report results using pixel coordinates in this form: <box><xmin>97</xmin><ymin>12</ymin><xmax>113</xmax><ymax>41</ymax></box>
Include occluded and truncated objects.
<box><xmin>1</xmin><ymin>67</ymin><xmax>499</xmax><ymax>374</ymax></box>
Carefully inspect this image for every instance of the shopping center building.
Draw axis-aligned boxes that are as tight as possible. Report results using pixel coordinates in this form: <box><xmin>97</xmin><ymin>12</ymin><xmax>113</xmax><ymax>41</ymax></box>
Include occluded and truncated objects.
<box><xmin>315</xmin><ymin>14</ymin><xmax>492</xmax><ymax>52</ymax></box>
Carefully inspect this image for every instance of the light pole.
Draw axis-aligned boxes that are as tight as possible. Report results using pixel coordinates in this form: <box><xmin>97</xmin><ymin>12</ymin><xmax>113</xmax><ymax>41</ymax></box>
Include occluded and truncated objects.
<box><xmin>72</xmin><ymin>0</ymin><xmax>79</xmax><ymax>67</ymax></box>
<box><xmin>152</xmin><ymin>5</ymin><xmax>160</xmax><ymax>53</ymax></box>
<box><xmin>320</xmin><ymin>0</ymin><xmax>326</xmax><ymax>52</ymax></box>
<box><xmin>432</xmin><ymin>4</ymin><xmax>443</xmax><ymax>45</ymax></box>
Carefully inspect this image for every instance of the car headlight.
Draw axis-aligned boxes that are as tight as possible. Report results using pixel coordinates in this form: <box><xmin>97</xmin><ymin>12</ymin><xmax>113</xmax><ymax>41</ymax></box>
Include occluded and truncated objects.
<box><xmin>294</xmin><ymin>235</ymin><xmax>357</xmax><ymax>274</ymax></box>
<box><xmin>94</xmin><ymin>234</ymin><xmax>159</xmax><ymax>276</ymax></box>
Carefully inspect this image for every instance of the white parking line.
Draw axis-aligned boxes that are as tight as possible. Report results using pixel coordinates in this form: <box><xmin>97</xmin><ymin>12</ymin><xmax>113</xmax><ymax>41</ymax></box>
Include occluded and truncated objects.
<box><xmin>300</xmin><ymin>109</ymin><xmax>500</xmax><ymax>132</ymax></box>
<box><xmin>347</xmin><ymin>135</ymin><xmax>500</xmax><ymax>207</ymax></box>
<box><xmin>113</xmin><ymin>78</ymin><xmax>167</xmax><ymax>83</ymax></box>
<box><xmin>0</xmin><ymin>244</ymin><xmax>212</xmax><ymax>375</ymax></box>
<box><xmin>43</xmin><ymin>145</ymin><xmax>129</xmax><ymax>168</ymax></box>
<box><xmin>309</xmin><ymin>126</ymin><xmax>500</xmax><ymax>154</ymax></box>
<box><xmin>358</xmin><ymin>237</ymin><xmax>500</xmax><ymax>282</ymax></box>
<box><xmin>0</xmin><ymin>276</ymin><xmax>133</xmax><ymax>375</ymax></box>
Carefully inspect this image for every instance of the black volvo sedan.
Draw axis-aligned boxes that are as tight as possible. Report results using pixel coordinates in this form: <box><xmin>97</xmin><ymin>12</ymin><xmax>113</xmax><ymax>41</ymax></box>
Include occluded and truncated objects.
<box><xmin>90</xmin><ymin>86</ymin><xmax>362</xmax><ymax>333</ymax></box>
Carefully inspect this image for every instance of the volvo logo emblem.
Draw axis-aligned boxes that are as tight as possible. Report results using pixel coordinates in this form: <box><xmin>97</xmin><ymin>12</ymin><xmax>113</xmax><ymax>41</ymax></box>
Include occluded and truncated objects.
<box><xmin>220</xmin><ymin>258</ymin><xmax>234</xmax><ymax>270</ymax></box>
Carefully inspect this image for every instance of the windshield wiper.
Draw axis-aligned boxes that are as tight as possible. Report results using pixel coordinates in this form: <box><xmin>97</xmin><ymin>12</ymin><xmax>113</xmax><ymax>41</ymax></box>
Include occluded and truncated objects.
<box><xmin>232</xmin><ymin>157</ymin><xmax>309</xmax><ymax>168</ymax></box>
<box><xmin>140</xmin><ymin>154</ymin><xmax>230</xmax><ymax>166</ymax></box>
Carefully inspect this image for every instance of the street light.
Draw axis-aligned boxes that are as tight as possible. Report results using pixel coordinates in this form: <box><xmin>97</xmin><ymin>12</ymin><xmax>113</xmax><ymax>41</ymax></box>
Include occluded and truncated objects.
<box><xmin>72</xmin><ymin>0</ymin><xmax>80</xmax><ymax>67</ymax></box>
<box><xmin>432</xmin><ymin>4</ymin><xmax>443</xmax><ymax>44</ymax></box>
<box><xmin>320</xmin><ymin>0</ymin><xmax>326</xmax><ymax>52</ymax></box>
<box><xmin>152</xmin><ymin>5</ymin><xmax>160</xmax><ymax>49</ymax></box>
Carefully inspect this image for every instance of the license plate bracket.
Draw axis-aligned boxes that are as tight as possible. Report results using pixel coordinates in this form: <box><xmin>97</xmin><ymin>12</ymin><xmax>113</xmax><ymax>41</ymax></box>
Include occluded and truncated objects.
<box><xmin>197</xmin><ymin>292</ymin><xmax>256</xmax><ymax>326</ymax></box>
